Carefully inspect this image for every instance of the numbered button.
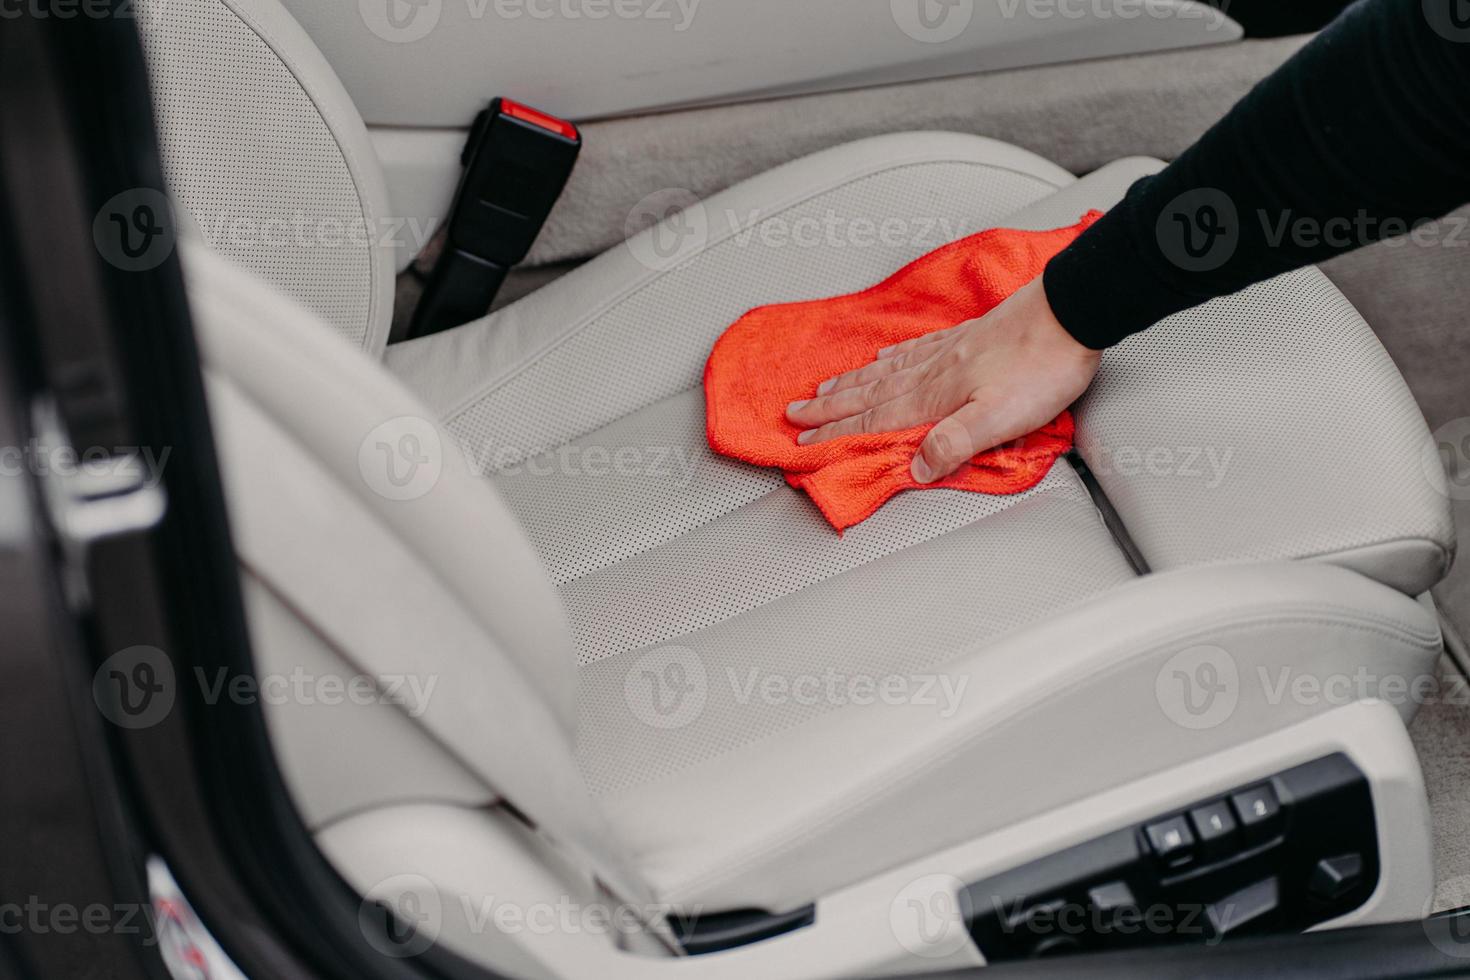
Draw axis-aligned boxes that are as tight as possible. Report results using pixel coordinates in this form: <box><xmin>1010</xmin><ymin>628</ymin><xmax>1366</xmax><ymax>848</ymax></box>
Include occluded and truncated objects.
<box><xmin>1230</xmin><ymin>784</ymin><xmax>1281</xmax><ymax>830</ymax></box>
<box><xmin>1144</xmin><ymin>815</ymin><xmax>1195</xmax><ymax>864</ymax></box>
<box><xmin>1189</xmin><ymin>800</ymin><xmax>1238</xmax><ymax>848</ymax></box>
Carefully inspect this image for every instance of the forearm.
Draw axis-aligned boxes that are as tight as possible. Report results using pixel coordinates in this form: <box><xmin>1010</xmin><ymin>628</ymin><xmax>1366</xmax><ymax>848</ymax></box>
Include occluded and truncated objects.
<box><xmin>1044</xmin><ymin>0</ymin><xmax>1470</xmax><ymax>350</ymax></box>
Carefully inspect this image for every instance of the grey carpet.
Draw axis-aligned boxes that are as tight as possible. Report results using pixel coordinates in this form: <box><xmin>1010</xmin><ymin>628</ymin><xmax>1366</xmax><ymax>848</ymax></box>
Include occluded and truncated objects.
<box><xmin>527</xmin><ymin>36</ymin><xmax>1309</xmax><ymax>268</ymax></box>
<box><xmin>1321</xmin><ymin>206</ymin><xmax>1470</xmax><ymax>656</ymax></box>
<box><xmin>1410</xmin><ymin>654</ymin><xmax>1470</xmax><ymax>913</ymax></box>
<box><xmin>1323</xmin><ymin>221</ymin><xmax>1470</xmax><ymax>907</ymax></box>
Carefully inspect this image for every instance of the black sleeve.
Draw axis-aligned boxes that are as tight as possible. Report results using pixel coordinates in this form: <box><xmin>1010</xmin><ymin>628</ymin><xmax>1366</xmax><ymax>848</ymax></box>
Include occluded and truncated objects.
<box><xmin>1043</xmin><ymin>0</ymin><xmax>1470</xmax><ymax>350</ymax></box>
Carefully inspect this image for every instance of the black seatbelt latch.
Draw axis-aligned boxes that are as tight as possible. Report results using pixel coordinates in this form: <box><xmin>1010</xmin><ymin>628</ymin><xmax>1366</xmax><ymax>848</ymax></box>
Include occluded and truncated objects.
<box><xmin>410</xmin><ymin>97</ymin><xmax>580</xmax><ymax>338</ymax></box>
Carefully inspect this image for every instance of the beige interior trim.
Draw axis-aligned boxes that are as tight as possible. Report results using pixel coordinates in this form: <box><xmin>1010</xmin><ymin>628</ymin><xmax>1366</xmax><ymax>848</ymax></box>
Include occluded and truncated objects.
<box><xmin>372</xmin><ymin>35</ymin><xmax>1309</xmax><ymax>273</ymax></box>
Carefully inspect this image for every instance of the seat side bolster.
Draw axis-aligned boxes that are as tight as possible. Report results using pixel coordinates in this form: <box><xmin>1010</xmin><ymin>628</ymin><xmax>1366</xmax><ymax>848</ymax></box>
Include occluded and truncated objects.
<box><xmin>995</xmin><ymin>160</ymin><xmax>1457</xmax><ymax>596</ymax></box>
<box><xmin>186</xmin><ymin>245</ymin><xmax>657</xmax><ymax>903</ymax></box>
<box><xmin>600</xmin><ymin>561</ymin><xmax>1441</xmax><ymax>912</ymax></box>
<box><xmin>184</xmin><ymin>244</ymin><xmax>579</xmax><ymax>721</ymax></box>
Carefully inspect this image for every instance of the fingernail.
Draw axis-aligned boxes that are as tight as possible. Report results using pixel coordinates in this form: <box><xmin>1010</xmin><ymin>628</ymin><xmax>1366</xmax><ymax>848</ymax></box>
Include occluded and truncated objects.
<box><xmin>786</xmin><ymin>399</ymin><xmax>809</xmax><ymax>417</ymax></box>
<box><xmin>817</xmin><ymin>379</ymin><xmax>835</xmax><ymax>395</ymax></box>
<box><xmin>797</xmin><ymin>429</ymin><xmax>815</xmax><ymax>445</ymax></box>
<box><xmin>911</xmin><ymin>455</ymin><xmax>935</xmax><ymax>484</ymax></box>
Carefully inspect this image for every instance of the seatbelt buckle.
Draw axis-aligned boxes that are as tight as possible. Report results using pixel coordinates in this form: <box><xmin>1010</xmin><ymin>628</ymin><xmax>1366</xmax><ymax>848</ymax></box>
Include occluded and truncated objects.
<box><xmin>410</xmin><ymin>97</ymin><xmax>581</xmax><ymax>338</ymax></box>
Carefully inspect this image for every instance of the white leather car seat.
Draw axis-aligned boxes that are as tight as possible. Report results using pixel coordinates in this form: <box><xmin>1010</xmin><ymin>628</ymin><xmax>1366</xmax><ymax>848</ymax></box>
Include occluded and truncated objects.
<box><xmin>142</xmin><ymin>0</ymin><xmax>1455</xmax><ymax>960</ymax></box>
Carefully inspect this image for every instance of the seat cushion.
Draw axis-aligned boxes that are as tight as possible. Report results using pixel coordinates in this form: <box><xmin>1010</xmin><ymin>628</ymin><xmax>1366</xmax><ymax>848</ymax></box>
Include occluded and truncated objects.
<box><xmin>572</xmin><ymin>459</ymin><xmax>1135</xmax><ymax>796</ymax></box>
<box><xmin>385</xmin><ymin>134</ymin><xmax>1453</xmax><ymax>910</ymax></box>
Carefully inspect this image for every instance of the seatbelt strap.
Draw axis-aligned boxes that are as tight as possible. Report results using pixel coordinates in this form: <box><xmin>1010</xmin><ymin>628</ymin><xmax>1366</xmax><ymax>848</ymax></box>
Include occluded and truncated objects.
<box><xmin>409</xmin><ymin>98</ymin><xmax>580</xmax><ymax>338</ymax></box>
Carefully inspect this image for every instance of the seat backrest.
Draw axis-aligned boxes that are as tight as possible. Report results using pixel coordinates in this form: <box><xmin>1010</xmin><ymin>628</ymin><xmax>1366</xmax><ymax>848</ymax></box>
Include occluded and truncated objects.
<box><xmin>183</xmin><ymin>242</ymin><xmax>650</xmax><ymax>904</ymax></box>
<box><xmin>137</xmin><ymin>0</ymin><xmax>395</xmax><ymax>355</ymax></box>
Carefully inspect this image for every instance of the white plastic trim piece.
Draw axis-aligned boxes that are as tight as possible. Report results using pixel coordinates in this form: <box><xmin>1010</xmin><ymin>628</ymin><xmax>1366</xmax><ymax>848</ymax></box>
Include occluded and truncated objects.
<box><xmin>318</xmin><ymin>700</ymin><xmax>1431</xmax><ymax>978</ymax></box>
<box><xmin>148</xmin><ymin>857</ymin><xmax>249</xmax><ymax>980</ymax></box>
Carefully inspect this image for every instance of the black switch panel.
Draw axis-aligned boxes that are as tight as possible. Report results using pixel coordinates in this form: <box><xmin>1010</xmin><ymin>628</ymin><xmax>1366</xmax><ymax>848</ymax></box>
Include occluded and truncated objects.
<box><xmin>964</xmin><ymin>754</ymin><xmax>1378</xmax><ymax>962</ymax></box>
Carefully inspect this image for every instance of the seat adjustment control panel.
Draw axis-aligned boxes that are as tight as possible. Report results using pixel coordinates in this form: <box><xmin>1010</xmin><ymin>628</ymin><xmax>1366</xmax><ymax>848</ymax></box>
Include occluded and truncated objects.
<box><xmin>964</xmin><ymin>754</ymin><xmax>1378</xmax><ymax>961</ymax></box>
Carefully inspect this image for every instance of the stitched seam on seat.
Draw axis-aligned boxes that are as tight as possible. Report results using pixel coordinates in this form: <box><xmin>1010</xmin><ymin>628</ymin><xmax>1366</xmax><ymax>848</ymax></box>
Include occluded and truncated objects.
<box><xmin>572</xmin><ymin>487</ymin><xmax>1127</xmax><ymax>793</ymax></box>
<box><xmin>568</xmin><ymin>477</ymin><xmax>1098</xmax><ymax>663</ymax></box>
<box><xmin>1149</xmin><ymin>537</ymin><xmax>1458</xmax><ymax>582</ymax></box>
<box><xmin>498</xmin><ymin>383</ymin><xmax>783</xmax><ymax>585</ymax></box>
<box><xmin>210</xmin><ymin>366</ymin><xmax>579</xmax><ymax>731</ymax></box>
<box><xmin>574</xmin><ymin>495</ymin><xmax>1126</xmax><ymax>791</ymax></box>
<box><xmin>481</xmin><ymin>383</ymin><xmax>712</xmax><ymax>475</ymax></box>
<box><xmin>660</xmin><ymin>608</ymin><xmax>1438</xmax><ymax>904</ymax></box>
<box><xmin>555</xmin><ymin>487</ymin><xmax>785</xmax><ymax>589</ymax></box>
<box><xmin>441</xmin><ymin>161</ymin><xmax>1062</xmax><ymax>426</ymax></box>
<box><xmin>1287</xmin><ymin>536</ymin><xmax>1456</xmax><ymax>571</ymax></box>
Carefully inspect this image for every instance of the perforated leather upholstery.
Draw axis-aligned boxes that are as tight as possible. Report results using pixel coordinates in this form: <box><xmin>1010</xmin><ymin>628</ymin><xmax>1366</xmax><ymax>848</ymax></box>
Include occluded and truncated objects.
<box><xmin>138</xmin><ymin>0</ymin><xmax>394</xmax><ymax>353</ymax></box>
<box><xmin>159</xmin><ymin>0</ymin><xmax>1453</xmax><ymax>931</ymax></box>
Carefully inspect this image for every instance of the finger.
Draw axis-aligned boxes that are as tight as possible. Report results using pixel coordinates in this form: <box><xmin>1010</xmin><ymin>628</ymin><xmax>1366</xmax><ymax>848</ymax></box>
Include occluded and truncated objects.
<box><xmin>788</xmin><ymin>363</ymin><xmax>931</xmax><ymax>429</ymax></box>
<box><xmin>813</xmin><ymin>354</ymin><xmax>907</xmax><ymax>398</ymax></box>
<box><xmin>816</xmin><ymin>345</ymin><xmax>938</xmax><ymax>397</ymax></box>
<box><xmin>797</xmin><ymin>383</ymin><xmax>952</xmax><ymax>444</ymax></box>
<box><xmin>876</xmin><ymin>326</ymin><xmax>960</xmax><ymax>360</ymax></box>
<box><xmin>911</xmin><ymin>400</ymin><xmax>1024</xmax><ymax>483</ymax></box>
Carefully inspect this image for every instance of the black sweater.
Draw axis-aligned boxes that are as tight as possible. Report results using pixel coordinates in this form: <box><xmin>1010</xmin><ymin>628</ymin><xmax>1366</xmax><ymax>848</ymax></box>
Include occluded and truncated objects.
<box><xmin>1043</xmin><ymin>0</ymin><xmax>1470</xmax><ymax>350</ymax></box>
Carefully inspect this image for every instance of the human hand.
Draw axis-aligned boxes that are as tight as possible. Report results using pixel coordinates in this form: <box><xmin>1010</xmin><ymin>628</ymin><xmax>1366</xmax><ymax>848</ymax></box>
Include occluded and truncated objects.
<box><xmin>784</xmin><ymin>276</ymin><xmax>1101</xmax><ymax>483</ymax></box>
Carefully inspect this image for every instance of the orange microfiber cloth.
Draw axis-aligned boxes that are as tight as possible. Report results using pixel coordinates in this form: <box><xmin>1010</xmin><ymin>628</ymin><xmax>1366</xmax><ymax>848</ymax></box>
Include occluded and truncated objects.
<box><xmin>704</xmin><ymin>212</ymin><xmax>1102</xmax><ymax>531</ymax></box>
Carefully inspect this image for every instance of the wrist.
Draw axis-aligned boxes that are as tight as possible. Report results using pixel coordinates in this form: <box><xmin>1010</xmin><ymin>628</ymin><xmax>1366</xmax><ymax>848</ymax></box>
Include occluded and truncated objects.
<box><xmin>1022</xmin><ymin>276</ymin><xmax>1102</xmax><ymax>364</ymax></box>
